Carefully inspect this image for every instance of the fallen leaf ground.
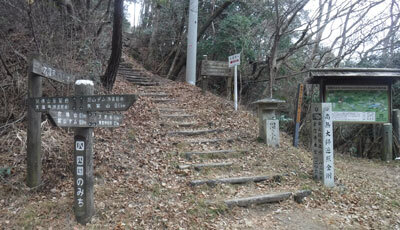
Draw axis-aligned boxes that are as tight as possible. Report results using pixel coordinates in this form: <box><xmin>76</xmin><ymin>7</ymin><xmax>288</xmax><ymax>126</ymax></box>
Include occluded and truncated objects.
<box><xmin>1</xmin><ymin>59</ymin><xmax>400</xmax><ymax>229</ymax></box>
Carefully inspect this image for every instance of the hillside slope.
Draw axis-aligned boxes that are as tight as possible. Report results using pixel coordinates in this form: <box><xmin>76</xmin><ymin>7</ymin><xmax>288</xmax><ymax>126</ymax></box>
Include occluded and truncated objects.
<box><xmin>1</xmin><ymin>57</ymin><xmax>400</xmax><ymax>229</ymax></box>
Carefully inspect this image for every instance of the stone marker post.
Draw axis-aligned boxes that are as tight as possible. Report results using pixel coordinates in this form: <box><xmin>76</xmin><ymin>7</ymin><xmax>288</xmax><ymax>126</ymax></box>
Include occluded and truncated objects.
<box><xmin>74</xmin><ymin>80</ymin><xmax>94</xmax><ymax>224</ymax></box>
<box><xmin>312</xmin><ymin>103</ymin><xmax>334</xmax><ymax>187</ymax></box>
<box><xmin>266</xmin><ymin>120</ymin><xmax>279</xmax><ymax>147</ymax></box>
<box><xmin>252</xmin><ymin>98</ymin><xmax>285</xmax><ymax>142</ymax></box>
<box><xmin>382</xmin><ymin>123</ymin><xmax>393</xmax><ymax>161</ymax></box>
<box><xmin>27</xmin><ymin>58</ymin><xmax>42</xmax><ymax>188</ymax></box>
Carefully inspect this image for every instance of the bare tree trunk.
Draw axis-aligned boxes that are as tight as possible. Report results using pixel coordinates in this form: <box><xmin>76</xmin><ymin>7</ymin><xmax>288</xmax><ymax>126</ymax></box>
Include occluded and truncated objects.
<box><xmin>146</xmin><ymin>3</ymin><xmax>161</xmax><ymax>67</ymax></box>
<box><xmin>101</xmin><ymin>0</ymin><xmax>124</xmax><ymax>91</ymax></box>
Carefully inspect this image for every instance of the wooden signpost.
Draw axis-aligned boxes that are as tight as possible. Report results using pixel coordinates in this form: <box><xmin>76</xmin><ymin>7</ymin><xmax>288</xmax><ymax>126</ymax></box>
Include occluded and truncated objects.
<box><xmin>27</xmin><ymin>56</ymin><xmax>76</xmax><ymax>188</ymax></box>
<box><xmin>26</xmin><ymin>57</ymin><xmax>137</xmax><ymax>224</ymax></box>
<box><xmin>293</xmin><ymin>83</ymin><xmax>304</xmax><ymax>147</ymax></box>
<box><xmin>200</xmin><ymin>56</ymin><xmax>233</xmax><ymax>99</ymax></box>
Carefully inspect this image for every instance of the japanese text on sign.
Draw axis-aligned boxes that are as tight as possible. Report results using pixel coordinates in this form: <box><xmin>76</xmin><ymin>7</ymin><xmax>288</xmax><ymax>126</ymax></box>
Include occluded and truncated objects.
<box><xmin>75</xmin><ymin>138</ymin><xmax>86</xmax><ymax>209</ymax></box>
<box><xmin>228</xmin><ymin>53</ymin><xmax>241</xmax><ymax>68</ymax></box>
<box><xmin>312</xmin><ymin>103</ymin><xmax>335</xmax><ymax>187</ymax></box>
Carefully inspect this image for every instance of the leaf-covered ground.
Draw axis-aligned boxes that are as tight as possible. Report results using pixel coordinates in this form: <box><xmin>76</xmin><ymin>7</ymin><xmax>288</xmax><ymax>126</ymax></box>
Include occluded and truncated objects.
<box><xmin>1</xmin><ymin>58</ymin><xmax>400</xmax><ymax>229</ymax></box>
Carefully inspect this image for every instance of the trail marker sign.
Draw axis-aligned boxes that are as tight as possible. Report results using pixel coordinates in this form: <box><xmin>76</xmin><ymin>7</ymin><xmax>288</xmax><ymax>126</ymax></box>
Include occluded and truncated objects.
<box><xmin>228</xmin><ymin>53</ymin><xmax>241</xmax><ymax>110</ymax></box>
<box><xmin>228</xmin><ymin>53</ymin><xmax>240</xmax><ymax>67</ymax></box>
<box><xmin>29</xmin><ymin>94</ymin><xmax>136</xmax><ymax>112</ymax></box>
<box><xmin>48</xmin><ymin>111</ymin><xmax>123</xmax><ymax>128</ymax></box>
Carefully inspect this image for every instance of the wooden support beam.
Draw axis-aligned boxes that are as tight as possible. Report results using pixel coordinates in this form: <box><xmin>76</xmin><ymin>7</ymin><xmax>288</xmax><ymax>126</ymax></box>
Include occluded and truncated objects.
<box><xmin>178</xmin><ymin>162</ymin><xmax>233</xmax><ymax>170</ymax></box>
<box><xmin>189</xmin><ymin>175</ymin><xmax>271</xmax><ymax>186</ymax></box>
<box><xmin>225</xmin><ymin>192</ymin><xmax>292</xmax><ymax>208</ymax></box>
<box><xmin>167</xmin><ymin>128</ymin><xmax>224</xmax><ymax>136</ymax></box>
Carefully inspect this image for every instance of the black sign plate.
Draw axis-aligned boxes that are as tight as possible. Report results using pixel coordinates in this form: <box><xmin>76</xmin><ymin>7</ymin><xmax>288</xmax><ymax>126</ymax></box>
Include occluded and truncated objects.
<box><xmin>30</xmin><ymin>94</ymin><xmax>137</xmax><ymax>112</ymax></box>
<box><xmin>49</xmin><ymin>110</ymin><xmax>123</xmax><ymax>128</ymax></box>
<box><xmin>32</xmin><ymin>58</ymin><xmax>76</xmax><ymax>84</ymax></box>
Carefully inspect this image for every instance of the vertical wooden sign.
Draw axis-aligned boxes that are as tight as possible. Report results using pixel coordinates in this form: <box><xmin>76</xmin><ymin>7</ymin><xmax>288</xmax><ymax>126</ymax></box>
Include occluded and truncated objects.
<box><xmin>312</xmin><ymin>103</ymin><xmax>334</xmax><ymax>187</ymax></box>
<box><xmin>293</xmin><ymin>83</ymin><xmax>304</xmax><ymax>147</ymax></box>
<box><xmin>74</xmin><ymin>81</ymin><xmax>94</xmax><ymax>224</ymax></box>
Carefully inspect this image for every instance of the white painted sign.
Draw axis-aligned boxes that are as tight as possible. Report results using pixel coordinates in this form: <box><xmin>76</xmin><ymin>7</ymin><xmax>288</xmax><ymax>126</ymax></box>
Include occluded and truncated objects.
<box><xmin>266</xmin><ymin>120</ymin><xmax>279</xmax><ymax>147</ymax></box>
<box><xmin>312</xmin><ymin>103</ymin><xmax>335</xmax><ymax>187</ymax></box>
<box><xmin>228</xmin><ymin>53</ymin><xmax>240</xmax><ymax>68</ymax></box>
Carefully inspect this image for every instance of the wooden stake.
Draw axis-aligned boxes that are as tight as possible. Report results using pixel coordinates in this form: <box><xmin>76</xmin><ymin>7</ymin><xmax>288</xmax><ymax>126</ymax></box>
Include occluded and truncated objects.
<box><xmin>26</xmin><ymin>58</ymin><xmax>42</xmax><ymax>188</ymax></box>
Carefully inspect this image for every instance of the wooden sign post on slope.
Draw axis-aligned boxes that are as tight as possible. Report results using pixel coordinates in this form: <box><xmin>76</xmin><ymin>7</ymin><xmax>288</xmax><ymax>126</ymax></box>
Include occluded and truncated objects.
<box><xmin>28</xmin><ymin>79</ymin><xmax>136</xmax><ymax>224</ymax></box>
<box><xmin>27</xmin><ymin>56</ymin><xmax>76</xmax><ymax>188</ymax></box>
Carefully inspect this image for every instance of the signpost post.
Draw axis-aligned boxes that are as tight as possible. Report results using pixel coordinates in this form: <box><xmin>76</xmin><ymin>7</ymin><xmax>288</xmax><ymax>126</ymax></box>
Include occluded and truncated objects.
<box><xmin>26</xmin><ymin>56</ymin><xmax>137</xmax><ymax>224</ymax></box>
<box><xmin>27</xmin><ymin>56</ymin><xmax>76</xmax><ymax>188</ymax></box>
<box><xmin>293</xmin><ymin>83</ymin><xmax>304</xmax><ymax>147</ymax></box>
<box><xmin>229</xmin><ymin>53</ymin><xmax>240</xmax><ymax>111</ymax></box>
<box><xmin>28</xmin><ymin>79</ymin><xmax>137</xmax><ymax>224</ymax></box>
<box><xmin>73</xmin><ymin>80</ymin><xmax>95</xmax><ymax>224</ymax></box>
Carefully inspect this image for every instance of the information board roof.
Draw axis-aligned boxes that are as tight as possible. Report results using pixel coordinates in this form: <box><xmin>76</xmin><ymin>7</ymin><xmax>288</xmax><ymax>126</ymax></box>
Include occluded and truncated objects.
<box><xmin>307</xmin><ymin>68</ymin><xmax>400</xmax><ymax>84</ymax></box>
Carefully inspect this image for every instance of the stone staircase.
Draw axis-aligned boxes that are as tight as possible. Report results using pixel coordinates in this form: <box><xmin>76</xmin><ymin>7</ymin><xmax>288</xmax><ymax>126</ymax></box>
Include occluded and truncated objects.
<box><xmin>119</xmin><ymin>63</ymin><xmax>311</xmax><ymax>210</ymax></box>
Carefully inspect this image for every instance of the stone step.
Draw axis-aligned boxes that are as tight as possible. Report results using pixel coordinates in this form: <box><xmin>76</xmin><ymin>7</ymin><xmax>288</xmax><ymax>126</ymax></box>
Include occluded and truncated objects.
<box><xmin>167</xmin><ymin>129</ymin><xmax>224</xmax><ymax>136</ymax></box>
<box><xmin>178</xmin><ymin>162</ymin><xmax>233</xmax><ymax>170</ymax></box>
<box><xmin>184</xmin><ymin>149</ymin><xmax>247</xmax><ymax>159</ymax></box>
<box><xmin>189</xmin><ymin>175</ymin><xmax>272</xmax><ymax>186</ymax></box>
<box><xmin>225</xmin><ymin>192</ymin><xmax>292</xmax><ymax>208</ymax></box>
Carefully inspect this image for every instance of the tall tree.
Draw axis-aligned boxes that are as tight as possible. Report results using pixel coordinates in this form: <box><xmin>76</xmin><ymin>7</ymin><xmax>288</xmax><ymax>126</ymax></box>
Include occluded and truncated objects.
<box><xmin>101</xmin><ymin>0</ymin><xmax>124</xmax><ymax>91</ymax></box>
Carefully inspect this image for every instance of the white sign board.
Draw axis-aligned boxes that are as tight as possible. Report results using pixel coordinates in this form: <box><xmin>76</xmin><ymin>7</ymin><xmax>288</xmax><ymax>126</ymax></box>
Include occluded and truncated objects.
<box><xmin>228</xmin><ymin>53</ymin><xmax>240</xmax><ymax>67</ymax></box>
<box><xmin>312</xmin><ymin>103</ymin><xmax>334</xmax><ymax>187</ymax></box>
<box><xmin>266</xmin><ymin>120</ymin><xmax>279</xmax><ymax>147</ymax></box>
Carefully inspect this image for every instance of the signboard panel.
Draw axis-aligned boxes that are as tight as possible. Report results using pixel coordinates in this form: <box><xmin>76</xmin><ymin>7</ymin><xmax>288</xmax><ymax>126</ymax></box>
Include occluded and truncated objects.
<box><xmin>312</xmin><ymin>103</ymin><xmax>334</xmax><ymax>187</ymax></box>
<box><xmin>201</xmin><ymin>60</ymin><xmax>231</xmax><ymax>77</ymax></box>
<box><xmin>32</xmin><ymin>58</ymin><xmax>75</xmax><ymax>84</ymax></box>
<box><xmin>49</xmin><ymin>111</ymin><xmax>123</xmax><ymax>128</ymax></box>
<box><xmin>325</xmin><ymin>85</ymin><xmax>389</xmax><ymax>123</ymax></box>
<box><xmin>228</xmin><ymin>53</ymin><xmax>240</xmax><ymax>67</ymax></box>
<box><xmin>30</xmin><ymin>94</ymin><xmax>137</xmax><ymax>112</ymax></box>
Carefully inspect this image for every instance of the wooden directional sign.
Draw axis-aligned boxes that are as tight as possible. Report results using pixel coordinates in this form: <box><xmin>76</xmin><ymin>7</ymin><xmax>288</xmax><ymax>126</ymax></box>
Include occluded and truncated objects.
<box><xmin>201</xmin><ymin>60</ymin><xmax>232</xmax><ymax>77</ymax></box>
<box><xmin>32</xmin><ymin>58</ymin><xmax>76</xmax><ymax>84</ymax></box>
<box><xmin>29</xmin><ymin>94</ymin><xmax>137</xmax><ymax>112</ymax></box>
<box><xmin>48</xmin><ymin>110</ymin><xmax>123</xmax><ymax>128</ymax></box>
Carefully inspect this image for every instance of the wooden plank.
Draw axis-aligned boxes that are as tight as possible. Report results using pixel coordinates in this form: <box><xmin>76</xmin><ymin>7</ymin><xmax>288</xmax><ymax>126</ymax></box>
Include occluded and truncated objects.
<box><xmin>32</xmin><ymin>58</ymin><xmax>75</xmax><ymax>84</ymax></box>
<box><xmin>225</xmin><ymin>192</ymin><xmax>292</xmax><ymax>207</ymax></box>
<box><xmin>183</xmin><ymin>138</ymin><xmax>237</xmax><ymax>144</ymax></box>
<box><xmin>160</xmin><ymin>114</ymin><xmax>194</xmax><ymax>118</ymax></box>
<box><xmin>167</xmin><ymin>129</ymin><xmax>224</xmax><ymax>136</ymax></box>
<box><xmin>201</xmin><ymin>60</ymin><xmax>231</xmax><ymax>77</ymax></box>
<box><xmin>293</xmin><ymin>190</ymin><xmax>312</xmax><ymax>203</ymax></box>
<box><xmin>185</xmin><ymin>149</ymin><xmax>244</xmax><ymax>159</ymax></box>
<box><xmin>178</xmin><ymin>162</ymin><xmax>233</xmax><ymax>170</ymax></box>
<box><xmin>190</xmin><ymin>175</ymin><xmax>271</xmax><ymax>186</ymax></box>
